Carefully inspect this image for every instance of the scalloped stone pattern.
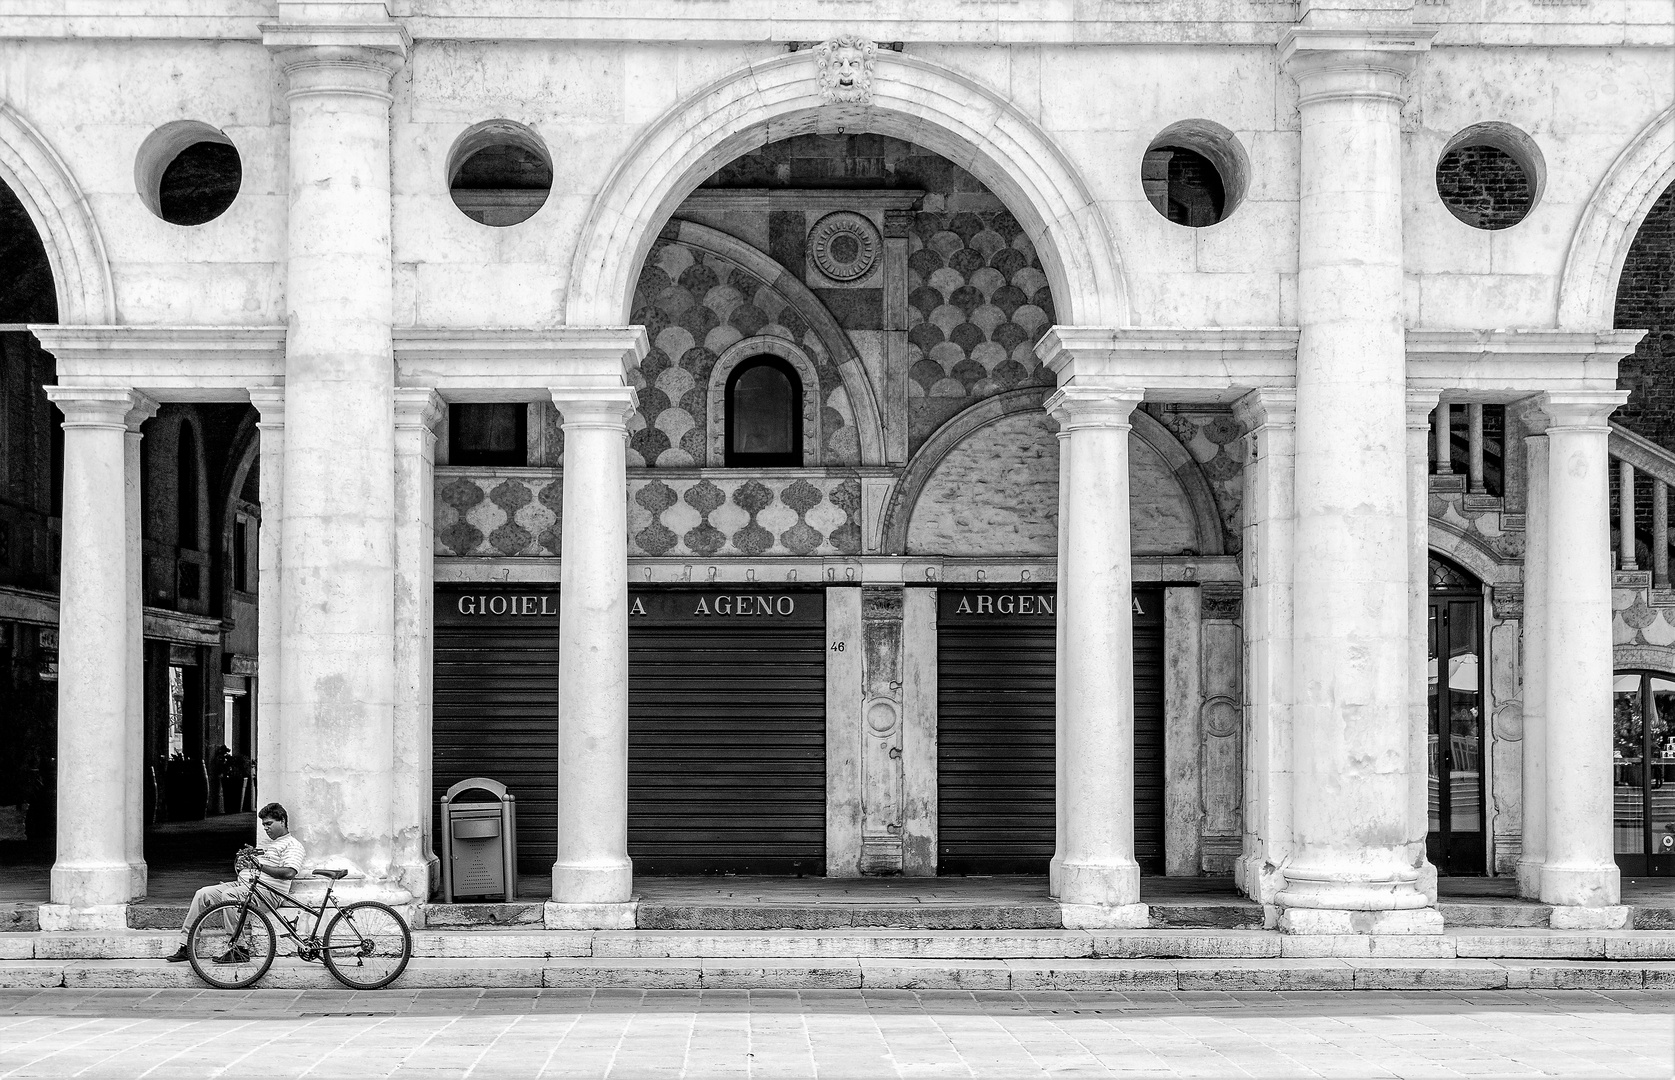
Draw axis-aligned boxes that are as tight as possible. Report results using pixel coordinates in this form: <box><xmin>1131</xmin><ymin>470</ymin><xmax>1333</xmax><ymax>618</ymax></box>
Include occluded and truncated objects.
<box><xmin>630</xmin><ymin>237</ymin><xmax>861</xmax><ymax>467</ymax></box>
<box><xmin>906</xmin><ymin>210</ymin><xmax>1058</xmax><ymax>447</ymax></box>
<box><xmin>435</xmin><ymin>471</ymin><xmax>862</xmax><ymax>558</ymax></box>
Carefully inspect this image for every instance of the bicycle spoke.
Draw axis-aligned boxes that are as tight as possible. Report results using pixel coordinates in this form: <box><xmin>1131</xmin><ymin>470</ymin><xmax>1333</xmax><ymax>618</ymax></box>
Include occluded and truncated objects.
<box><xmin>321</xmin><ymin>902</ymin><xmax>411</xmax><ymax>990</ymax></box>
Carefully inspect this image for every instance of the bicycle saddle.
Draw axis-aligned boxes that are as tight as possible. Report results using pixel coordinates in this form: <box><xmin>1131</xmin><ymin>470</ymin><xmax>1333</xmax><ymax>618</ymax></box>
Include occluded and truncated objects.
<box><xmin>312</xmin><ymin>868</ymin><xmax>348</xmax><ymax>880</ymax></box>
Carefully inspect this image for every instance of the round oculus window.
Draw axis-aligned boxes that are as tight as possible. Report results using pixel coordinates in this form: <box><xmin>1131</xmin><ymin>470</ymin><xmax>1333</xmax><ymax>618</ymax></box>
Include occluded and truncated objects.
<box><xmin>808</xmin><ymin>210</ymin><xmax>880</xmax><ymax>283</ymax></box>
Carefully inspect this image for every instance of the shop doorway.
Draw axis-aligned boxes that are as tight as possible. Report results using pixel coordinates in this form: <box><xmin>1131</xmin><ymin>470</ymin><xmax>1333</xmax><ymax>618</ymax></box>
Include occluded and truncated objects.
<box><xmin>1427</xmin><ymin>555</ymin><xmax>1486</xmax><ymax>875</ymax></box>
<box><xmin>1612</xmin><ymin>670</ymin><xmax>1675</xmax><ymax>876</ymax></box>
<box><xmin>934</xmin><ymin>586</ymin><xmax>1166</xmax><ymax>875</ymax></box>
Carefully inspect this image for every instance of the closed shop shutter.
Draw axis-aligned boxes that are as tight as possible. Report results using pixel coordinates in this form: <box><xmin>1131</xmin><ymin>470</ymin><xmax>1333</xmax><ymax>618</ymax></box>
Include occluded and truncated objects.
<box><xmin>434</xmin><ymin>586</ymin><xmax>825</xmax><ymax>876</ymax></box>
<box><xmin>628</xmin><ymin>589</ymin><xmax>826</xmax><ymax>874</ymax></box>
<box><xmin>936</xmin><ymin>586</ymin><xmax>1166</xmax><ymax>875</ymax></box>
<box><xmin>434</xmin><ymin>586</ymin><xmax>562</xmax><ymax>873</ymax></box>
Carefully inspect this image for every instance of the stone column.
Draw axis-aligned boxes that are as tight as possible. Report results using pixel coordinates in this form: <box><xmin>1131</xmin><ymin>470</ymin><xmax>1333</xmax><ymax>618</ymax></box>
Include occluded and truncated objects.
<box><xmin>247</xmin><ymin>388</ymin><xmax>285</xmax><ymax>819</ymax></box>
<box><xmin>1233</xmin><ymin>389</ymin><xmax>1295</xmax><ymax>907</ymax></box>
<box><xmin>1407</xmin><ymin>391</ymin><xmax>1441</xmax><ymax>905</ymax></box>
<box><xmin>1046</xmin><ymin>385</ymin><xmax>1147</xmax><ymax>928</ymax></box>
<box><xmin>123</xmin><ymin>397</ymin><xmax>158</xmax><ymax>900</ymax></box>
<box><xmin>1278</xmin><ymin>27</ymin><xmax>1439</xmax><ymax>934</ymax></box>
<box><xmin>393</xmin><ymin>389</ymin><xmax>443</xmax><ymax>901</ymax></box>
<box><xmin>1048</xmin><ymin>409</ymin><xmax>1072</xmax><ymax>900</ymax></box>
<box><xmin>265</xmin><ymin>24</ymin><xmax>408</xmax><ymax>899</ymax></box>
<box><xmin>42</xmin><ymin>388</ymin><xmax>143</xmax><ymax>929</ymax></box>
<box><xmin>1511</xmin><ymin>400</ymin><xmax>1548</xmax><ymax>899</ymax></box>
<box><xmin>1537</xmin><ymin>390</ymin><xmax>1630</xmax><ymax>926</ymax></box>
<box><xmin>548</xmin><ymin>388</ymin><xmax>637</xmax><ymax>921</ymax></box>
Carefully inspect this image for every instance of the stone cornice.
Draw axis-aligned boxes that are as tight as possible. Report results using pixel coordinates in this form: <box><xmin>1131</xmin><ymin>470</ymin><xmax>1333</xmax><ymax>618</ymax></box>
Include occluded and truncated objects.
<box><xmin>392</xmin><ymin>326</ymin><xmax>649</xmax><ymax>400</ymax></box>
<box><xmin>31</xmin><ymin>326</ymin><xmax>287</xmax><ymax>401</ymax></box>
<box><xmin>1406</xmin><ymin>329</ymin><xmax>1643</xmax><ymax>396</ymax></box>
<box><xmin>260</xmin><ymin>21</ymin><xmax>411</xmax><ymax>56</ymax></box>
<box><xmin>1037</xmin><ymin>326</ymin><xmax>1299</xmax><ymax>402</ymax></box>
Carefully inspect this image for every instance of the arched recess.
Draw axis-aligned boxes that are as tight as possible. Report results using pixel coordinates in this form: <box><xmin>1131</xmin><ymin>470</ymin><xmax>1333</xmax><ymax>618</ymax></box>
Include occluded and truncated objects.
<box><xmin>1427</xmin><ymin>521</ymin><xmax>1519</xmax><ymax>587</ymax></box>
<box><xmin>709</xmin><ymin>335</ymin><xmax>823</xmax><ymax>466</ymax></box>
<box><xmin>1616</xmin><ymin>645</ymin><xmax>1675</xmax><ymax>674</ymax></box>
<box><xmin>568</xmin><ymin>50</ymin><xmax>1127</xmax><ymax>331</ymax></box>
<box><xmin>880</xmin><ymin>387</ymin><xmax>1225</xmax><ymax>557</ymax></box>
<box><xmin>0</xmin><ymin>102</ymin><xmax>115</xmax><ymax>324</ymax></box>
<box><xmin>649</xmin><ymin>218</ymin><xmax>885</xmax><ymax>466</ymax></box>
<box><xmin>1558</xmin><ymin>102</ymin><xmax>1675</xmax><ymax>330</ymax></box>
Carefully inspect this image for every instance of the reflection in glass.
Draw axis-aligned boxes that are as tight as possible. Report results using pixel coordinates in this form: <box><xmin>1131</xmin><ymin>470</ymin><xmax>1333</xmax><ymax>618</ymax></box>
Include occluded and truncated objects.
<box><xmin>726</xmin><ymin>358</ymin><xmax>801</xmax><ymax>465</ymax></box>
<box><xmin>1447</xmin><ymin>600</ymin><xmax>1482</xmax><ymax>833</ymax></box>
<box><xmin>1428</xmin><ymin>608</ymin><xmax>1441</xmax><ymax>833</ymax></box>
<box><xmin>1616</xmin><ymin>672</ymin><xmax>1675</xmax><ymax>866</ymax></box>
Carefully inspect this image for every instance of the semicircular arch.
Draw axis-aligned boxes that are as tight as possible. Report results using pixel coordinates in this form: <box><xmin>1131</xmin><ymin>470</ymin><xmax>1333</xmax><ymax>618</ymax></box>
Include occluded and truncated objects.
<box><xmin>0</xmin><ymin>102</ymin><xmax>114</xmax><ymax>324</ymax></box>
<box><xmin>568</xmin><ymin>50</ymin><xmax>1127</xmax><ymax>331</ymax></box>
<box><xmin>1428</xmin><ymin>523</ymin><xmax>1519</xmax><ymax>587</ymax></box>
<box><xmin>1558</xmin><ymin>103</ymin><xmax>1675</xmax><ymax>330</ymax></box>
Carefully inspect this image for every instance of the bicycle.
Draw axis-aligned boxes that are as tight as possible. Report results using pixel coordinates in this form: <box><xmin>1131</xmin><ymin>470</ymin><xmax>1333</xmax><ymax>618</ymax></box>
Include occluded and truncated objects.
<box><xmin>186</xmin><ymin>847</ymin><xmax>413</xmax><ymax>990</ymax></box>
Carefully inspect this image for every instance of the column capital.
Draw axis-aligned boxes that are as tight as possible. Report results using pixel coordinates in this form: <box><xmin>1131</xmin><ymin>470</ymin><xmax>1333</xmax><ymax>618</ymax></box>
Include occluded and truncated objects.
<box><xmin>124</xmin><ymin>393</ymin><xmax>159</xmax><ymax>433</ymax></box>
<box><xmin>1279</xmin><ymin>26</ymin><xmax>1436</xmax><ymax>104</ymax></box>
<box><xmin>262</xmin><ymin>22</ymin><xmax>409</xmax><ymax>100</ymax></box>
<box><xmin>393</xmin><ymin>388</ymin><xmax>444</xmax><ymax>431</ymax></box>
<box><xmin>1508</xmin><ymin>395</ymin><xmax>1551</xmax><ymax>437</ymax></box>
<box><xmin>1531</xmin><ymin>389</ymin><xmax>1629</xmax><ymax>432</ymax></box>
<box><xmin>43</xmin><ymin>386</ymin><xmax>146</xmax><ymax>428</ymax></box>
<box><xmin>1233</xmin><ymin>387</ymin><xmax>1297</xmax><ymax>431</ymax></box>
<box><xmin>1044</xmin><ymin>385</ymin><xmax>1143</xmax><ymax>430</ymax></box>
<box><xmin>247</xmin><ymin>387</ymin><xmax>286</xmax><ymax>426</ymax></box>
<box><xmin>1405</xmin><ymin>388</ymin><xmax>1441</xmax><ymax>429</ymax></box>
<box><xmin>551</xmin><ymin>386</ymin><xmax>638</xmax><ymax>429</ymax></box>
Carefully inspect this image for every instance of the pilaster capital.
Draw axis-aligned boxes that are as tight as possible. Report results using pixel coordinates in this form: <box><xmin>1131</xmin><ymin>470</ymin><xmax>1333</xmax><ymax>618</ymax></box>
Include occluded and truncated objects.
<box><xmin>550</xmin><ymin>386</ymin><xmax>638</xmax><ymax>430</ymax></box>
<box><xmin>247</xmin><ymin>387</ymin><xmax>286</xmax><ymax>426</ymax></box>
<box><xmin>393</xmin><ymin>388</ymin><xmax>445</xmax><ymax>431</ymax></box>
<box><xmin>124</xmin><ymin>393</ymin><xmax>159</xmax><ymax>433</ymax></box>
<box><xmin>1279</xmin><ymin>25</ymin><xmax>1436</xmax><ymax>105</ymax></box>
<box><xmin>43</xmin><ymin>386</ymin><xmax>147</xmax><ymax>429</ymax></box>
<box><xmin>1233</xmin><ymin>387</ymin><xmax>1297</xmax><ymax>431</ymax></box>
<box><xmin>1530</xmin><ymin>390</ymin><xmax>1629</xmax><ymax>432</ymax></box>
<box><xmin>1043</xmin><ymin>385</ymin><xmax>1143</xmax><ymax>431</ymax></box>
<box><xmin>262</xmin><ymin>22</ymin><xmax>409</xmax><ymax>101</ymax></box>
<box><xmin>1406</xmin><ymin>388</ymin><xmax>1442</xmax><ymax>429</ymax></box>
<box><xmin>1507</xmin><ymin>395</ymin><xmax>1550</xmax><ymax>437</ymax></box>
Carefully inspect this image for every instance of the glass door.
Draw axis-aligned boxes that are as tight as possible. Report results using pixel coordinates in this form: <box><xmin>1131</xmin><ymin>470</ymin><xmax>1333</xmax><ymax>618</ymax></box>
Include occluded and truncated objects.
<box><xmin>1428</xmin><ymin>557</ymin><xmax>1486</xmax><ymax>875</ymax></box>
<box><xmin>1613</xmin><ymin>671</ymin><xmax>1675</xmax><ymax>876</ymax></box>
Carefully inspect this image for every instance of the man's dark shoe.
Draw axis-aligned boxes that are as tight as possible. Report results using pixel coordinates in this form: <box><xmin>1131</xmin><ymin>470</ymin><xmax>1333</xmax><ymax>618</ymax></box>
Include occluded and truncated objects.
<box><xmin>163</xmin><ymin>946</ymin><xmax>190</xmax><ymax>963</ymax></box>
<box><xmin>212</xmin><ymin>946</ymin><xmax>251</xmax><ymax>965</ymax></box>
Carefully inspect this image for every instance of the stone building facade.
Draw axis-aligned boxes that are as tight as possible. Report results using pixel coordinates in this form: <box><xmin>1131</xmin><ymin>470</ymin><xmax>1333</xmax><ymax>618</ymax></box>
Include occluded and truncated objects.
<box><xmin>1</xmin><ymin>0</ymin><xmax>1672</xmax><ymax>934</ymax></box>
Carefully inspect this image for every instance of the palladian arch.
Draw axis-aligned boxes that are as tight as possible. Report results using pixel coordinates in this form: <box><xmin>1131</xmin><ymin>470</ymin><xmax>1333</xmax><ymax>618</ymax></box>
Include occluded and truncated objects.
<box><xmin>1558</xmin><ymin>102</ymin><xmax>1675</xmax><ymax>330</ymax></box>
<box><xmin>566</xmin><ymin>50</ymin><xmax>1127</xmax><ymax>330</ymax></box>
<box><xmin>0</xmin><ymin>102</ymin><xmax>114</xmax><ymax>324</ymax></box>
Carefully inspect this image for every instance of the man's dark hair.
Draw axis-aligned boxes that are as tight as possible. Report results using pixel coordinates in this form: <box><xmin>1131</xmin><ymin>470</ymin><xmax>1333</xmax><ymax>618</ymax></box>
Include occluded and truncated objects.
<box><xmin>258</xmin><ymin>802</ymin><xmax>288</xmax><ymax>824</ymax></box>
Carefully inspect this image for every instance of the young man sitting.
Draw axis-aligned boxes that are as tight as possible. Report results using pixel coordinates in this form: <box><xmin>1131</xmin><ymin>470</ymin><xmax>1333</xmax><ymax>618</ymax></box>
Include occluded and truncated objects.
<box><xmin>165</xmin><ymin>802</ymin><xmax>305</xmax><ymax>964</ymax></box>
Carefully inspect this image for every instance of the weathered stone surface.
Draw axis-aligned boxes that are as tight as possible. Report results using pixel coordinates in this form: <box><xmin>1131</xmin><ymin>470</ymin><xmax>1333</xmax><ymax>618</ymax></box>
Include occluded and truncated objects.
<box><xmin>859</xmin><ymin>958</ymin><xmax>1012</xmax><ymax>990</ymax></box>
<box><xmin>699</xmin><ymin>958</ymin><xmax>863</xmax><ymax>989</ymax></box>
<box><xmin>543</xmin><ymin>958</ymin><xmax>702</xmax><ymax>989</ymax></box>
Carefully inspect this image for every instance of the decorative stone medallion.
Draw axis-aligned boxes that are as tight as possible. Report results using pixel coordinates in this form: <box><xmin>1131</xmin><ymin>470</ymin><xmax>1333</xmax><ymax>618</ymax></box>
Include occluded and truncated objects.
<box><xmin>809</xmin><ymin>210</ymin><xmax>880</xmax><ymax>283</ymax></box>
<box><xmin>814</xmin><ymin>34</ymin><xmax>877</xmax><ymax>104</ymax></box>
<box><xmin>1201</xmin><ymin>695</ymin><xmax>1240</xmax><ymax>738</ymax></box>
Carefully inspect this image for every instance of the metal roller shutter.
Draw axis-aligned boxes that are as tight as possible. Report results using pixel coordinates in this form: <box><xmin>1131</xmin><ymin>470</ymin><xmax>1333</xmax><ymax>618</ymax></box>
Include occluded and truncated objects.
<box><xmin>936</xmin><ymin>586</ymin><xmax>1166</xmax><ymax>875</ymax></box>
<box><xmin>433</xmin><ymin>586</ymin><xmax>825</xmax><ymax>877</ymax></box>
<box><xmin>628</xmin><ymin>589</ymin><xmax>826</xmax><ymax>874</ymax></box>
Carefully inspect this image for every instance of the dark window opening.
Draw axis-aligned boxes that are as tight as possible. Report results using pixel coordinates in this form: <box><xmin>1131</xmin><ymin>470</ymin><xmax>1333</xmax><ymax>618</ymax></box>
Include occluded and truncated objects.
<box><xmin>158</xmin><ymin>142</ymin><xmax>242</xmax><ymax>227</ymax></box>
<box><xmin>233</xmin><ymin>520</ymin><xmax>251</xmax><ymax>593</ymax></box>
<box><xmin>725</xmin><ymin>357</ymin><xmax>802</xmax><ymax>467</ymax></box>
<box><xmin>1143</xmin><ymin>146</ymin><xmax>1227</xmax><ymax>228</ymax></box>
<box><xmin>1436</xmin><ymin>144</ymin><xmax>1533</xmax><ymax>230</ymax></box>
<box><xmin>178</xmin><ymin>560</ymin><xmax>200</xmax><ymax>602</ymax></box>
<box><xmin>177</xmin><ymin>426</ymin><xmax>199</xmax><ymax>550</ymax></box>
<box><xmin>449</xmin><ymin>403</ymin><xmax>528</xmax><ymax>467</ymax></box>
<box><xmin>450</xmin><ymin>142</ymin><xmax>553</xmax><ymax>227</ymax></box>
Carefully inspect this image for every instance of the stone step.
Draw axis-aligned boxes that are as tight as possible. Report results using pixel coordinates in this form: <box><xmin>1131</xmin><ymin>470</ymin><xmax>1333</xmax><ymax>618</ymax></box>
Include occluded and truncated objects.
<box><xmin>0</xmin><ymin>955</ymin><xmax>1669</xmax><ymax>992</ymax></box>
<box><xmin>10</xmin><ymin>927</ymin><xmax>1675</xmax><ymax>961</ymax></box>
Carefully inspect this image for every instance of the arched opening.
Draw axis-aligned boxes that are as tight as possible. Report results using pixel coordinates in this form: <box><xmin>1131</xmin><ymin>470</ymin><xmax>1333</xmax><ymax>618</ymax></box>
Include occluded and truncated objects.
<box><xmin>177</xmin><ymin>423</ymin><xmax>200</xmax><ymax>552</ymax></box>
<box><xmin>1428</xmin><ymin>553</ymin><xmax>1487</xmax><ymax>876</ymax></box>
<box><xmin>1613</xmin><ymin>179</ymin><xmax>1675</xmax><ymax>449</ymax></box>
<box><xmin>724</xmin><ymin>356</ymin><xmax>802</xmax><ymax>467</ymax></box>
<box><xmin>1612</xmin><ymin>669</ymin><xmax>1675</xmax><ymax>877</ymax></box>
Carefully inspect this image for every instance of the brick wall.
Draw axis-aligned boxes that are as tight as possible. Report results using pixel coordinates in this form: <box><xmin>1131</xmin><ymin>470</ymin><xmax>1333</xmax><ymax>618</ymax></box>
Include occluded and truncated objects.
<box><xmin>1435</xmin><ymin>145</ymin><xmax>1532</xmax><ymax>230</ymax></box>
<box><xmin>1614</xmin><ymin>182</ymin><xmax>1675</xmax><ymax>449</ymax></box>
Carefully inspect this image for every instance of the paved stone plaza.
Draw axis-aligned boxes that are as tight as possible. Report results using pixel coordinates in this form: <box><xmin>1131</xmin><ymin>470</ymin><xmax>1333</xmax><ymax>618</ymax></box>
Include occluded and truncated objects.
<box><xmin>0</xmin><ymin>988</ymin><xmax>1665</xmax><ymax>1079</ymax></box>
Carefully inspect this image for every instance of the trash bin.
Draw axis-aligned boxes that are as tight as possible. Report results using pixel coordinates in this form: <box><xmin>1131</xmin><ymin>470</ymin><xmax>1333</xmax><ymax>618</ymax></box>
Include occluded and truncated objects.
<box><xmin>439</xmin><ymin>778</ymin><xmax>518</xmax><ymax>903</ymax></box>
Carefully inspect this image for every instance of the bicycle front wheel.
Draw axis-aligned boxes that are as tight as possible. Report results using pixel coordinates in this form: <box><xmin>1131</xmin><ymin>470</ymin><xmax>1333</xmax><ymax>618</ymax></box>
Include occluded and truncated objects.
<box><xmin>321</xmin><ymin>901</ymin><xmax>412</xmax><ymax>990</ymax></box>
<box><xmin>187</xmin><ymin>900</ymin><xmax>277</xmax><ymax>990</ymax></box>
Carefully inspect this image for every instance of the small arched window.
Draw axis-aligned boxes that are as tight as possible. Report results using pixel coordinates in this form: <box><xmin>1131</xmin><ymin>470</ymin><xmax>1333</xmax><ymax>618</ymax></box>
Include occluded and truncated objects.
<box><xmin>725</xmin><ymin>356</ymin><xmax>802</xmax><ymax>467</ymax></box>
<box><xmin>177</xmin><ymin>424</ymin><xmax>200</xmax><ymax>551</ymax></box>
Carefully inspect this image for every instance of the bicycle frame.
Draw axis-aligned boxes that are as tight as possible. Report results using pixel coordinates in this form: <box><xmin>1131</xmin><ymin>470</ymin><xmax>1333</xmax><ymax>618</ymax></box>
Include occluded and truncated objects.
<box><xmin>227</xmin><ymin>872</ymin><xmax>357</xmax><ymax>960</ymax></box>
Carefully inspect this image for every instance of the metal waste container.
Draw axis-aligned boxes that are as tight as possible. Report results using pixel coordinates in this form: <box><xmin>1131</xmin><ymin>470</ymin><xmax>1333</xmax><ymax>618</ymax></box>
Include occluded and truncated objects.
<box><xmin>439</xmin><ymin>778</ymin><xmax>517</xmax><ymax>903</ymax></box>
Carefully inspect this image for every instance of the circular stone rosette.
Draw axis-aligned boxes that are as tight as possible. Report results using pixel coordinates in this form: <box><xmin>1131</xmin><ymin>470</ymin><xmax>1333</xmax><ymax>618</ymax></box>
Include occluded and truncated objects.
<box><xmin>808</xmin><ymin>211</ymin><xmax>880</xmax><ymax>283</ymax></box>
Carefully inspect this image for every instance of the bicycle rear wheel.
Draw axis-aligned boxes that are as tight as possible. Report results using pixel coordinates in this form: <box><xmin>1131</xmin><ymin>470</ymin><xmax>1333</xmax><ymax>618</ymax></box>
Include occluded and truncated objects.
<box><xmin>187</xmin><ymin>900</ymin><xmax>277</xmax><ymax>989</ymax></box>
<box><xmin>321</xmin><ymin>901</ymin><xmax>412</xmax><ymax>990</ymax></box>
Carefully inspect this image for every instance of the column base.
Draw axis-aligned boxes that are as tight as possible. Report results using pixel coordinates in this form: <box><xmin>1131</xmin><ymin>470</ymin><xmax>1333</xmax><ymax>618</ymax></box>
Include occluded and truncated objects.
<box><xmin>395</xmin><ymin>857</ymin><xmax>439</xmax><ymax>903</ymax></box>
<box><xmin>1550</xmin><ymin>905</ymin><xmax>1629</xmax><ymax>930</ymax></box>
<box><xmin>1515</xmin><ymin>858</ymin><xmax>1544</xmax><ymax>900</ymax></box>
<box><xmin>1057</xmin><ymin>859</ymin><xmax>1140</xmax><ymax>908</ymax></box>
<box><xmin>39</xmin><ymin>904</ymin><xmax>128</xmax><ymax>932</ymax></box>
<box><xmin>545</xmin><ymin>901</ymin><xmax>638</xmax><ymax>930</ymax></box>
<box><xmin>1278</xmin><ymin>907</ymin><xmax>1444</xmax><ymax>936</ymax></box>
<box><xmin>1539</xmin><ymin>864</ymin><xmax>1620</xmax><ymax>908</ymax></box>
<box><xmin>128</xmin><ymin>862</ymin><xmax>147</xmax><ymax>903</ymax></box>
<box><xmin>50</xmin><ymin>863</ymin><xmax>132</xmax><ymax>910</ymax></box>
<box><xmin>1060</xmin><ymin>903</ymin><xmax>1149</xmax><ymax>929</ymax></box>
<box><xmin>552</xmin><ymin>859</ymin><xmax>633</xmax><ymax>905</ymax></box>
<box><xmin>1047</xmin><ymin>854</ymin><xmax>1063</xmax><ymax>900</ymax></box>
<box><xmin>1234</xmin><ymin>854</ymin><xmax>1285</xmax><ymax>905</ymax></box>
